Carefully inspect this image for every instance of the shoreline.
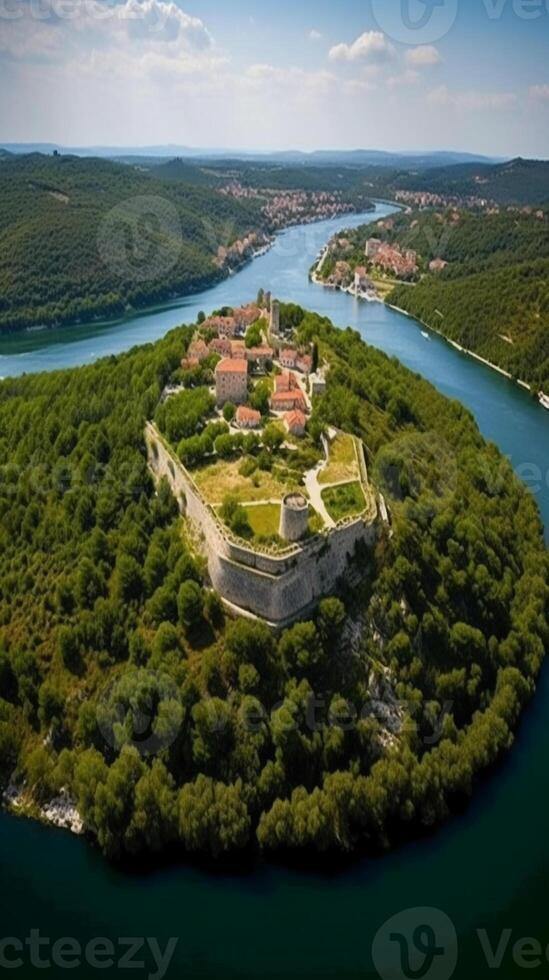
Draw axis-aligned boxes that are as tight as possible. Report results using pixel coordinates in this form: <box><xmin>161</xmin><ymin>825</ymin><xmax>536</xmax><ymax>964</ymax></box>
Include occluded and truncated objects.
<box><xmin>1</xmin><ymin>205</ymin><xmax>376</xmax><ymax>345</ymax></box>
<box><xmin>310</xmin><ymin>236</ymin><xmax>547</xmax><ymax>414</ymax></box>
<box><xmin>385</xmin><ymin>305</ymin><xmax>549</xmax><ymax>406</ymax></box>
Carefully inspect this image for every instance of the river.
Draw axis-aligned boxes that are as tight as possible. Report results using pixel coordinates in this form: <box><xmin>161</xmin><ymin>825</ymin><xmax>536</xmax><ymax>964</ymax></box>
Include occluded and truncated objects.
<box><xmin>0</xmin><ymin>205</ymin><xmax>548</xmax><ymax>979</ymax></box>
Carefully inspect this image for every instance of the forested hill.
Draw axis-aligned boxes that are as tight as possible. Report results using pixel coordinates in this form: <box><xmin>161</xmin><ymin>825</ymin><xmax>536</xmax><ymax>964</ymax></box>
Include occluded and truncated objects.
<box><xmin>383</xmin><ymin>209</ymin><xmax>549</xmax><ymax>392</ymax></box>
<box><xmin>0</xmin><ymin>305</ymin><xmax>546</xmax><ymax>860</ymax></box>
<box><xmin>0</xmin><ymin>154</ymin><xmax>264</xmax><ymax>333</ymax></box>
<box><xmin>394</xmin><ymin>157</ymin><xmax>549</xmax><ymax>206</ymax></box>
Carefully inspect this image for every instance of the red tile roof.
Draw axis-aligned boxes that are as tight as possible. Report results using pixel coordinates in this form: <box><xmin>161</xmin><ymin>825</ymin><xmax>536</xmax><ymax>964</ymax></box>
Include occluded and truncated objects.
<box><xmin>236</xmin><ymin>406</ymin><xmax>261</xmax><ymax>424</ymax></box>
<box><xmin>275</xmin><ymin>370</ymin><xmax>298</xmax><ymax>392</ymax></box>
<box><xmin>215</xmin><ymin>358</ymin><xmax>248</xmax><ymax>375</ymax></box>
<box><xmin>284</xmin><ymin>410</ymin><xmax>306</xmax><ymax>430</ymax></box>
<box><xmin>270</xmin><ymin>390</ymin><xmax>307</xmax><ymax>408</ymax></box>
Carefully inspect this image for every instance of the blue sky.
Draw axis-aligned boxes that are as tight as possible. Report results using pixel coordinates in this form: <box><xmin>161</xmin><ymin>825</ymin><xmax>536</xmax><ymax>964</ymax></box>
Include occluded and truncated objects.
<box><xmin>1</xmin><ymin>0</ymin><xmax>548</xmax><ymax>155</ymax></box>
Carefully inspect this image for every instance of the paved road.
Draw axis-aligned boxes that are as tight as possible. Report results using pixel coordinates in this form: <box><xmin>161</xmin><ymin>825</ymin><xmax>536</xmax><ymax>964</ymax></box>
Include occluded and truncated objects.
<box><xmin>304</xmin><ymin>463</ymin><xmax>335</xmax><ymax>528</ymax></box>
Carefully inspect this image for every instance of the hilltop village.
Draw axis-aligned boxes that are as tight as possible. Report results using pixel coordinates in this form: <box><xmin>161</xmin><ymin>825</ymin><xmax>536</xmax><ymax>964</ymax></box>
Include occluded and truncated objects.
<box><xmin>314</xmin><ymin>214</ymin><xmax>423</xmax><ymax>300</ymax></box>
<box><xmin>147</xmin><ymin>295</ymin><xmax>380</xmax><ymax>626</ymax></box>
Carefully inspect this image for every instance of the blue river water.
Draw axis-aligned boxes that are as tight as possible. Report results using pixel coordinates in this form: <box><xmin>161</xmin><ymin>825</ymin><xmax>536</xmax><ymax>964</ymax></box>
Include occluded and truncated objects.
<box><xmin>0</xmin><ymin>205</ymin><xmax>548</xmax><ymax>980</ymax></box>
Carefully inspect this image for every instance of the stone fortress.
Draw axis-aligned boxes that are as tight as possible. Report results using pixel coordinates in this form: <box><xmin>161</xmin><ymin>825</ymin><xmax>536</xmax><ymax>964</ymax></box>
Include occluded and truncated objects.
<box><xmin>146</xmin><ymin>423</ymin><xmax>378</xmax><ymax>628</ymax></box>
<box><xmin>146</xmin><ymin>297</ymin><xmax>382</xmax><ymax>628</ymax></box>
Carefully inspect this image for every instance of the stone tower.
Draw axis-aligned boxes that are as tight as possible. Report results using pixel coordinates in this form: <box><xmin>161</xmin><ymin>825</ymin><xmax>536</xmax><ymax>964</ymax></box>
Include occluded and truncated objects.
<box><xmin>270</xmin><ymin>298</ymin><xmax>280</xmax><ymax>338</ymax></box>
<box><xmin>279</xmin><ymin>493</ymin><xmax>309</xmax><ymax>542</ymax></box>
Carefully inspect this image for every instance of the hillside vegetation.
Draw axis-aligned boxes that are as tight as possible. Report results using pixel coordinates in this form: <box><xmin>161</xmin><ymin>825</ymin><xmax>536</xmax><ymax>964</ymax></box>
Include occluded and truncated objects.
<box><xmin>0</xmin><ymin>154</ymin><xmax>263</xmax><ymax>333</ymax></box>
<box><xmin>385</xmin><ymin>210</ymin><xmax>549</xmax><ymax>391</ymax></box>
<box><xmin>394</xmin><ymin>158</ymin><xmax>549</xmax><ymax>206</ymax></box>
<box><xmin>0</xmin><ymin>305</ymin><xmax>546</xmax><ymax>861</ymax></box>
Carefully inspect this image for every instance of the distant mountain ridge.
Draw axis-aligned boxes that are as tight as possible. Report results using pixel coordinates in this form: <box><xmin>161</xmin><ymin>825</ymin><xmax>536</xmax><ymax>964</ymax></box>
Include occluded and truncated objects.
<box><xmin>0</xmin><ymin>143</ymin><xmax>502</xmax><ymax>169</ymax></box>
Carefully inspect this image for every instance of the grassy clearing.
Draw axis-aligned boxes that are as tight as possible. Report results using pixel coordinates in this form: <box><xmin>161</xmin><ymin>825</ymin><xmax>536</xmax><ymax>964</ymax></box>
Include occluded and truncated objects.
<box><xmin>321</xmin><ymin>481</ymin><xmax>366</xmax><ymax>522</ymax></box>
<box><xmin>192</xmin><ymin>456</ymin><xmax>301</xmax><ymax>505</ymax></box>
<box><xmin>319</xmin><ymin>433</ymin><xmax>359</xmax><ymax>485</ymax></box>
<box><xmin>245</xmin><ymin>503</ymin><xmax>281</xmax><ymax>538</ymax></box>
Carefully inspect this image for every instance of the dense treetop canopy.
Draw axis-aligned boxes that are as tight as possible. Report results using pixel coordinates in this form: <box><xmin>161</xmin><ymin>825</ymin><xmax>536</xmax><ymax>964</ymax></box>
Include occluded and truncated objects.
<box><xmin>0</xmin><ymin>305</ymin><xmax>546</xmax><ymax>860</ymax></box>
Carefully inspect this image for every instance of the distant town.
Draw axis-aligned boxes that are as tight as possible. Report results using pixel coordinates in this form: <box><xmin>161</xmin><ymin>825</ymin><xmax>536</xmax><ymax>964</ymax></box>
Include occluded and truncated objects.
<box><xmin>221</xmin><ymin>182</ymin><xmax>374</xmax><ymax>229</ymax></box>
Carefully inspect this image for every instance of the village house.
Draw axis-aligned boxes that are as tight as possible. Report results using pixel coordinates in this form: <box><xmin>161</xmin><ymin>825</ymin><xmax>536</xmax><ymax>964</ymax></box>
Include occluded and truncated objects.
<box><xmin>215</xmin><ymin>359</ymin><xmax>248</xmax><ymax>406</ymax></box>
<box><xmin>354</xmin><ymin>266</ymin><xmax>371</xmax><ymax>290</ymax></box>
<box><xmin>235</xmin><ymin>405</ymin><xmax>261</xmax><ymax>429</ymax></box>
<box><xmin>280</xmin><ymin>348</ymin><xmax>298</xmax><ymax>370</ymax></box>
<box><xmin>275</xmin><ymin>370</ymin><xmax>299</xmax><ymax>393</ymax></box>
<box><xmin>284</xmin><ymin>409</ymin><xmax>306</xmax><ymax>437</ymax></box>
<box><xmin>230</xmin><ymin>339</ymin><xmax>247</xmax><ymax>358</ymax></box>
<box><xmin>310</xmin><ymin>371</ymin><xmax>327</xmax><ymax>395</ymax></box>
<box><xmin>270</xmin><ymin>389</ymin><xmax>307</xmax><ymax>413</ymax></box>
<box><xmin>246</xmin><ymin>345</ymin><xmax>274</xmax><ymax>370</ymax></box>
<box><xmin>334</xmin><ymin>260</ymin><xmax>352</xmax><ymax>284</ymax></box>
<box><xmin>295</xmin><ymin>353</ymin><xmax>313</xmax><ymax>375</ymax></box>
<box><xmin>366</xmin><ymin>238</ymin><xmax>382</xmax><ymax>259</ymax></box>
<box><xmin>234</xmin><ymin>304</ymin><xmax>262</xmax><ymax>328</ymax></box>
<box><xmin>369</xmin><ymin>242</ymin><xmax>418</xmax><ymax>278</ymax></box>
<box><xmin>187</xmin><ymin>338</ymin><xmax>209</xmax><ymax>362</ymax></box>
<box><xmin>208</xmin><ymin>337</ymin><xmax>232</xmax><ymax>358</ymax></box>
<box><xmin>211</xmin><ymin>316</ymin><xmax>239</xmax><ymax>338</ymax></box>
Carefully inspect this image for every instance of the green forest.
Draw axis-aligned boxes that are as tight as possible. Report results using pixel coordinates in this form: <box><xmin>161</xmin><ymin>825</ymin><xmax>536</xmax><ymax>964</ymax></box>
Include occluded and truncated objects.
<box><xmin>386</xmin><ymin>210</ymin><xmax>549</xmax><ymax>392</ymax></box>
<box><xmin>0</xmin><ymin>154</ymin><xmax>263</xmax><ymax>333</ymax></box>
<box><xmin>0</xmin><ymin>153</ymin><xmax>376</xmax><ymax>336</ymax></box>
<box><xmin>393</xmin><ymin>157</ymin><xmax>549</xmax><ymax>205</ymax></box>
<box><xmin>0</xmin><ymin>305</ymin><xmax>547</xmax><ymax>861</ymax></box>
<box><xmin>322</xmin><ymin>208</ymin><xmax>549</xmax><ymax>392</ymax></box>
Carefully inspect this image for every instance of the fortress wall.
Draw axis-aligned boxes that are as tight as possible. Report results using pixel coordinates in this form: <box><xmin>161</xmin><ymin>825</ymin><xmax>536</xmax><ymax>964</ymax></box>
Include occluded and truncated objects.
<box><xmin>145</xmin><ymin>423</ymin><xmax>376</xmax><ymax>626</ymax></box>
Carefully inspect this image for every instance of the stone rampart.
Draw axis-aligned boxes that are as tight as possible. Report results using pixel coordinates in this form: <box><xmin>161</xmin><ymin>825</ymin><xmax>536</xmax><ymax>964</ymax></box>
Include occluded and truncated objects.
<box><xmin>145</xmin><ymin>423</ymin><xmax>377</xmax><ymax>627</ymax></box>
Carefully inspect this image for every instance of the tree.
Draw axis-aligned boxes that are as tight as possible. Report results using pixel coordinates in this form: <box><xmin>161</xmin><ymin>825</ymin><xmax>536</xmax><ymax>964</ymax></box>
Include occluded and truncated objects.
<box><xmin>245</xmin><ymin>323</ymin><xmax>263</xmax><ymax>349</ymax></box>
<box><xmin>177</xmin><ymin>581</ymin><xmax>204</xmax><ymax>629</ymax></box>
<box><xmin>278</xmin><ymin>622</ymin><xmax>324</xmax><ymax>675</ymax></box>
<box><xmin>75</xmin><ymin>557</ymin><xmax>105</xmax><ymax>608</ymax></box>
<box><xmin>126</xmin><ymin>760</ymin><xmax>178</xmax><ymax>853</ymax></box>
<box><xmin>250</xmin><ymin>381</ymin><xmax>270</xmax><ymax>416</ymax></box>
<box><xmin>178</xmin><ymin>776</ymin><xmax>250</xmax><ymax>857</ymax></box>
<box><xmin>214</xmin><ymin>433</ymin><xmax>238</xmax><ymax>459</ymax></box>
<box><xmin>262</xmin><ymin>422</ymin><xmax>285</xmax><ymax>453</ymax></box>
<box><xmin>112</xmin><ymin>554</ymin><xmax>144</xmax><ymax>604</ymax></box>
<box><xmin>220</xmin><ymin>495</ymin><xmax>251</xmax><ymax>538</ymax></box>
<box><xmin>317</xmin><ymin>597</ymin><xmax>345</xmax><ymax>648</ymax></box>
<box><xmin>222</xmin><ymin>402</ymin><xmax>236</xmax><ymax>423</ymax></box>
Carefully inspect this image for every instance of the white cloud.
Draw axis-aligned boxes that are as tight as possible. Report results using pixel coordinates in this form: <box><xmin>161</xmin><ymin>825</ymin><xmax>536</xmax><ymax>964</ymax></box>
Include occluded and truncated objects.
<box><xmin>308</xmin><ymin>29</ymin><xmax>322</xmax><ymax>41</ymax></box>
<box><xmin>329</xmin><ymin>31</ymin><xmax>396</xmax><ymax>64</ymax></box>
<box><xmin>529</xmin><ymin>83</ymin><xmax>549</xmax><ymax>101</ymax></box>
<box><xmin>0</xmin><ymin>0</ymin><xmax>212</xmax><ymax>64</ymax></box>
<box><xmin>405</xmin><ymin>45</ymin><xmax>441</xmax><ymax>67</ymax></box>
<box><xmin>428</xmin><ymin>85</ymin><xmax>517</xmax><ymax>110</ymax></box>
<box><xmin>245</xmin><ymin>64</ymin><xmax>335</xmax><ymax>97</ymax></box>
<box><xmin>342</xmin><ymin>78</ymin><xmax>377</xmax><ymax>95</ymax></box>
<box><xmin>387</xmin><ymin>70</ymin><xmax>420</xmax><ymax>89</ymax></box>
<box><xmin>122</xmin><ymin>0</ymin><xmax>212</xmax><ymax>47</ymax></box>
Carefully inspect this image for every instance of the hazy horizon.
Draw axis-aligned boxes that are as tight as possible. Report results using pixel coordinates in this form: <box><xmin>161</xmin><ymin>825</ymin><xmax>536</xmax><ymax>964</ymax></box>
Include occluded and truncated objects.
<box><xmin>1</xmin><ymin>0</ymin><xmax>548</xmax><ymax>158</ymax></box>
